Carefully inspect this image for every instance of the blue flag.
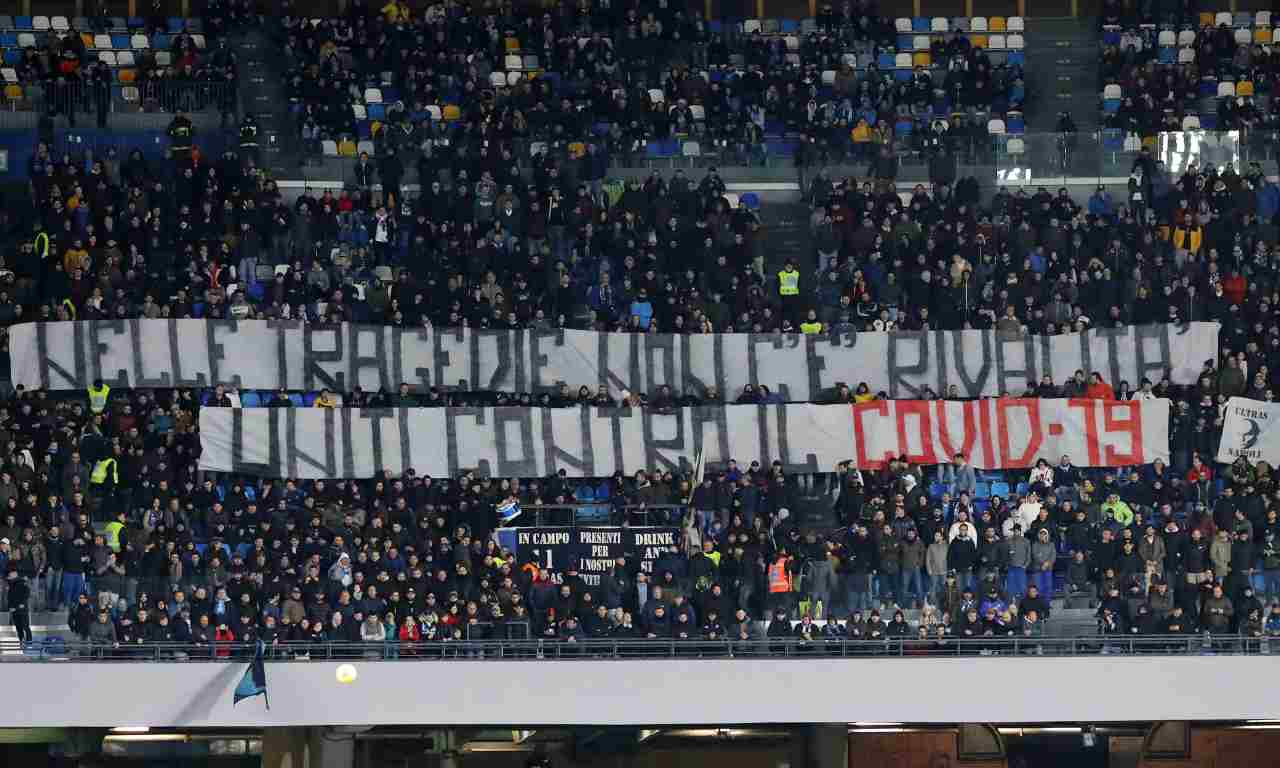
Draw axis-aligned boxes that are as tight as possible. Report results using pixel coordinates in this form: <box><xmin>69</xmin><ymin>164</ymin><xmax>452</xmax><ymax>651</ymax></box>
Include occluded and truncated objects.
<box><xmin>233</xmin><ymin>639</ymin><xmax>269</xmax><ymax>709</ymax></box>
<box><xmin>497</xmin><ymin>497</ymin><xmax>521</xmax><ymax>525</ymax></box>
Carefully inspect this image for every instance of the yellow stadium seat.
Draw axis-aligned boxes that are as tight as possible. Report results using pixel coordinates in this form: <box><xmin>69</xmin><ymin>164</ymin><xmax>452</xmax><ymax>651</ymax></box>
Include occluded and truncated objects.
<box><xmin>442</xmin><ymin>104</ymin><xmax>461</xmax><ymax>120</ymax></box>
<box><xmin>989</xmin><ymin>16</ymin><xmax>1006</xmax><ymax>31</ymax></box>
<box><xmin>970</xmin><ymin>34</ymin><xmax>988</xmax><ymax>49</ymax></box>
<box><xmin>1237</xmin><ymin>80</ymin><xmax>1255</xmax><ymax>96</ymax></box>
<box><xmin>913</xmin><ymin>51</ymin><xmax>931</xmax><ymax>67</ymax></box>
<box><xmin>1256</xmin><ymin>28</ymin><xmax>1272</xmax><ymax>43</ymax></box>
<box><xmin>4</xmin><ymin>84</ymin><xmax>21</xmax><ymax>100</ymax></box>
<box><xmin>337</xmin><ymin>138</ymin><xmax>357</xmax><ymax>157</ymax></box>
<box><xmin>504</xmin><ymin>37</ymin><xmax>520</xmax><ymax>52</ymax></box>
<box><xmin>568</xmin><ymin>141</ymin><xmax>586</xmax><ymax>159</ymax></box>
<box><xmin>117</xmin><ymin>68</ymin><xmax>136</xmax><ymax>83</ymax></box>
<box><xmin>1142</xmin><ymin>135</ymin><xmax>1157</xmax><ymax>151</ymax></box>
<box><xmin>1199</xmin><ymin>12</ymin><xmax>1214</xmax><ymax>26</ymax></box>
<box><xmin>81</xmin><ymin>32</ymin><xmax>95</xmax><ymax>48</ymax></box>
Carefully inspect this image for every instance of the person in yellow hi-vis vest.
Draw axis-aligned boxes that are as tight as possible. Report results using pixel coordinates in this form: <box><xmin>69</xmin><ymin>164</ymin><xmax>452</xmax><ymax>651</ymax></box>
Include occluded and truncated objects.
<box><xmin>799</xmin><ymin>308</ymin><xmax>823</xmax><ymax>335</ymax></box>
<box><xmin>777</xmin><ymin>259</ymin><xmax>801</xmax><ymax>327</ymax></box>
<box><xmin>102</xmin><ymin>509</ymin><xmax>126</xmax><ymax>554</ymax></box>
<box><xmin>87</xmin><ymin>379</ymin><xmax>110</xmax><ymax>415</ymax></box>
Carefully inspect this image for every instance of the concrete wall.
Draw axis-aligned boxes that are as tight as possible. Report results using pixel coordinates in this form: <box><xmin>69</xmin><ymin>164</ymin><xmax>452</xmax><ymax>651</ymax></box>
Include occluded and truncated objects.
<box><xmin>5</xmin><ymin>656</ymin><xmax>1280</xmax><ymax>728</ymax></box>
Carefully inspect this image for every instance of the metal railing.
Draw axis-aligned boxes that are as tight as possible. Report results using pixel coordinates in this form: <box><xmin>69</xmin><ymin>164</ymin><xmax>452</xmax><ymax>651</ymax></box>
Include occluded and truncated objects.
<box><xmin>5</xmin><ymin>635</ymin><xmax>1274</xmax><ymax>662</ymax></box>
<box><xmin>25</xmin><ymin>79</ymin><xmax>237</xmax><ymax>115</ymax></box>
<box><xmin>515</xmin><ymin>504</ymin><xmax>688</xmax><ymax>527</ymax></box>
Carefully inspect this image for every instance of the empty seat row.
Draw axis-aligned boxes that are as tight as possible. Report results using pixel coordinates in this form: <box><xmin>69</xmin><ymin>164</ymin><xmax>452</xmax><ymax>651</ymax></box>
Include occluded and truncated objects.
<box><xmin>893</xmin><ymin>16</ymin><xmax>1024</xmax><ymax>33</ymax></box>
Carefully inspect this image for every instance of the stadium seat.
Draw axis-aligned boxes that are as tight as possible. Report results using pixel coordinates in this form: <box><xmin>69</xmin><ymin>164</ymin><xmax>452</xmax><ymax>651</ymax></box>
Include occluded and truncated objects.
<box><xmin>1007</xmin><ymin>34</ymin><xmax>1024</xmax><ymax>49</ymax></box>
<box><xmin>364</xmin><ymin>87</ymin><xmax>382</xmax><ymax>104</ymax></box>
<box><xmin>989</xmin><ymin>16</ymin><xmax>1006</xmax><ymax>31</ymax></box>
<box><xmin>1178</xmin><ymin>47</ymin><xmax>1195</xmax><ymax>63</ymax></box>
<box><xmin>971</xmin><ymin>17</ymin><xmax>988</xmax><ymax>32</ymax></box>
<box><xmin>1007</xmin><ymin>16</ymin><xmax>1024</xmax><ymax>32</ymax></box>
<box><xmin>740</xmin><ymin>192</ymin><xmax>761</xmax><ymax>210</ymax></box>
<box><xmin>191</xmin><ymin>33</ymin><xmax>205</xmax><ymax>48</ymax></box>
<box><xmin>98</xmin><ymin>51</ymin><xmax>117</xmax><ymax>66</ymax></box>
<box><xmin>913</xmin><ymin>34</ymin><xmax>929</xmax><ymax>50</ymax></box>
<box><xmin>988</xmin><ymin>34</ymin><xmax>1006</xmax><ymax>49</ymax></box>
<box><xmin>895</xmin><ymin>52</ymin><xmax>912</xmax><ymax>67</ymax></box>
<box><xmin>931</xmin><ymin>17</ymin><xmax>948</xmax><ymax>32</ymax></box>
<box><xmin>987</xmin><ymin>118</ymin><xmax>1005</xmax><ymax>134</ymax></box>
<box><xmin>110</xmin><ymin>34</ymin><xmax>129</xmax><ymax>48</ymax></box>
<box><xmin>93</xmin><ymin>33</ymin><xmax>111</xmax><ymax>49</ymax></box>
<box><xmin>1238</xmin><ymin>80</ymin><xmax>1255</xmax><ymax>97</ymax></box>
<box><xmin>1103</xmin><ymin>83</ymin><xmax>1122</xmax><ymax>100</ymax></box>
<box><xmin>895</xmin><ymin>17</ymin><xmax>912</xmax><ymax>32</ymax></box>
<box><xmin>1215</xmin><ymin>11</ymin><xmax>1232</xmax><ymax>26</ymax></box>
<box><xmin>762</xmin><ymin>18</ymin><xmax>780</xmax><ymax>33</ymax></box>
<box><xmin>0</xmin><ymin>68</ymin><xmax>15</xmax><ymax>83</ymax></box>
<box><xmin>131</xmin><ymin>33</ymin><xmax>148</xmax><ymax>49</ymax></box>
<box><xmin>1158</xmin><ymin>29</ymin><xmax>1176</xmax><ymax>46</ymax></box>
<box><xmin>117</xmin><ymin>51</ymin><xmax>135</xmax><ymax>67</ymax></box>
<box><xmin>1258</xmin><ymin>11</ymin><xmax>1272</xmax><ymax>26</ymax></box>
<box><xmin>14</xmin><ymin>16</ymin><xmax>32</xmax><ymax>30</ymax></box>
<box><xmin>913</xmin><ymin>52</ymin><xmax>931</xmax><ymax>67</ymax></box>
<box><xmin>1182</xmin><ymin>115</ymin><xmax>1200</xmax><ymax>130</ymax></box>
<box><xmin>1178</xmin><ymin>29</ymin><xmax>1196</xmax><ymax>46</ymax></box>
<box><xmin>742</xmin><ymin>19</ymin><xmax>762</xmax><ymax>33</ymax></box>
<box><xmin>1234</xmin><ymin>28</ymin><xmax>1251</xmax><ymax>45</ymax></box>
<box><xmin>974</xmin><ymin>481</ymin><xmax>991</xmax><ymax>498</ymax></box>
<box><xmin>321</xmin><ymin>139</ymin><xmax>338</xmax><ymax>157</ymax></box>
<box><xmin>51</xmin><ymin>16</ymin><xmax>69</xmax><ymax>31</ymax></box>
<box><xmin>17</xmin><ymin>33</ymin><xmax>35</xmax><ymax>47</ymax></box>
<box><xmin>442</xmin><ymin>104</ymin><xmax>461</xmax><ymax>120</ymax></box>
<box><xmin>991</xmin><ymin>481</ymin><xmax>1011</xmax><ymax>498</ymax></box>
<box><xmin>155</xmin><ymin>50</ymin><xmax>171</xmax><ymax>66</ymax></box>
<box><xmin>970</xmin><ymin>34</ymin><xmax>988</xmax><ymax>49</ymax></box>
<box><xmin>3</xmin><ymin>84</ymin><xmax>21</xmax><ymax>101</ymax></box>
<box><xmin>1218</xmin><ymin>81</ymin><xmax>1235</xmax><ymax>98</ymax></box>
<box><xmin>121</xmin><ymin>85</ymin><xmax>139</xmax><ymax>103</ymax></box>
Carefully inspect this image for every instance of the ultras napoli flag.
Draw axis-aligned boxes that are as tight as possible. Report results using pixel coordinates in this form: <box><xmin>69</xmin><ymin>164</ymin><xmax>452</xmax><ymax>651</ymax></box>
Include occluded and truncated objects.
<box><xmin>233</xmin><ymin>639</ymin><xmax>269</xmax><ymax>709</ymax></box>
<box><xmin>1217</xmin><ymin>397</ymin><xmax>1280</xmax><ymax>466</ymax></box>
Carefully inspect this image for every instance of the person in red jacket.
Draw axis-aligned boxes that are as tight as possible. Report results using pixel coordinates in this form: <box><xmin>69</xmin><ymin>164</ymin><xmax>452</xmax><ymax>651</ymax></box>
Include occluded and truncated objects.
<box><xmin>213</xmin><ymin>622</ymin><xmax>235</xmax><ymax>658</ymax></box>
<box><xmin>1222</xmin><ymin>269</ymin><xmax>1247</xmax><ymax>307</ymax></box>
<box><xmin>1084</xmin><ymin>373</ymin><xmax>1116</xmax><ymax>400</ymax></box>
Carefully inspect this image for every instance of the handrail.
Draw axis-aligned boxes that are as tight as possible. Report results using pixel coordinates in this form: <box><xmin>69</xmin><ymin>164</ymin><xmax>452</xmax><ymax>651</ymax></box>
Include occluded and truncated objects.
<box><xmin>5</xmin><ymin>634</ymin><xmax>1273</xmax><ymax>661</ymax></box>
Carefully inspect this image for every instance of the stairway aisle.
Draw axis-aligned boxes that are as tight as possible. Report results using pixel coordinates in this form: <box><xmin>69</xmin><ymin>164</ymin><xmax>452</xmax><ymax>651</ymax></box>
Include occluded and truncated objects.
<box><xmin>231</xmin><ymin>22</ymin><xmax>302</xmax><ymax>178</ymax></box>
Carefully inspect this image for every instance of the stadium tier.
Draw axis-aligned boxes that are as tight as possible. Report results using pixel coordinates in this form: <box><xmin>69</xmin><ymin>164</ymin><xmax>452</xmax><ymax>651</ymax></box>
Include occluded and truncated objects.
<box><xmin>4</xmin><ymin>0</ymin><xmax>1280</xmax><ymax>669</ymax></box>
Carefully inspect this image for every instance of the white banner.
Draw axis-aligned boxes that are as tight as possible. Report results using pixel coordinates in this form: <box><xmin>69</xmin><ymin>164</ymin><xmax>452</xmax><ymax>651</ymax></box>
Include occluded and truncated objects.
<box><xmin>1217</xmin><ymin>397</ymin><xmax>1280</xmax><ymax>465</ymax></box>
<box><xmin>198</xmin><ymin>399</ymin><xmax>1170</xmax><ymax>479</ymax></box>
<box><xmin>10</xmin><ymin>320</ymin><xmax>1219</xmax><ymax>401</ymax></box>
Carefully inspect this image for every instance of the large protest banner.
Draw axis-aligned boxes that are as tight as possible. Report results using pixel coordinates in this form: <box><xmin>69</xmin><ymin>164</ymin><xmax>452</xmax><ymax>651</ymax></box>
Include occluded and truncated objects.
<box><xmin>11</xmin><ymin>320</ymin><xmax>1218</xmax><ymax>401</ymax></box>
<box><xmin>198</xmin><ymin>399</ymin><xmax>1170</xmax><ymax>479</ymax></box>
<box><xmin>493</xmin><ymin>527</ymin><xmax>681</xmax><ymax>586</ymax></box>
<box><xmin>1217</xmin><ymin>397</ymin><xmax>1280</xmax><ymax>466</ymax></box>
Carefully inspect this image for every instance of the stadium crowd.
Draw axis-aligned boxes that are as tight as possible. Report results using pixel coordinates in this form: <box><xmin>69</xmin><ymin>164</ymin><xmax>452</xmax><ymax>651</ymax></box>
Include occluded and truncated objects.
<box><xmin>280</xmin><ymin>0</ymin><xmax>1020</xmax><ymax>167</ymax></box>
<box><xmin>6</xmin><ymin>2</ymin><xmax>1280</xmax><ymax>655</ymax></box>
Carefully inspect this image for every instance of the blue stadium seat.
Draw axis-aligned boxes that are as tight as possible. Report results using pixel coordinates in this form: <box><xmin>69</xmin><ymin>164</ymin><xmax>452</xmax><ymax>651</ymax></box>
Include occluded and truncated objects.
<box><xmin>877</xmin><ymin>53</ymin><xmax>895</xmax><ymax>69</ymax></box>
<box><xmin>894</xmin><ymin>69</ymin><xmax>912</xmax><ymax>81</ymax></box>
<box><xmin>709</xmin><ymin>20</ymin><xmax>723</xmax><ymax>34</ymax></box>
<box><xmin>1102</xmin><ymin>130</ymin><xmax>1124</xmax><ymax>151</ymax></box>
<box><xmin>1158</xmin><ymin>46</ymin><xmax>1175</xmax><ymax>64</ymax></box>
<box><xmin>3</xmin><ymin>48</ymin><xmax>21</xmax><ymax>64</ymax></box>
<box><xmin>780</xmin><ymin>19</ymin><xmax>798</xmax><ymax>32</ymax></box>
<box><xmin>111</xmin><ymin>34</ymin><xmax>130</xmax><ymax>49</ymax></box>
<box><xmin>1103</xmin><ymin>99</ymin><xmax>1120</xmax><ymax>113</ymax></box>
<box><xmin>127</xmin><ymin>16</ymin><xmax>145</xmax><ymax>28</ymax></box>
<box><xmin>152</xmin><ymin>33</ymin><xmax>169</xmax><ymax>48</ymax></box>
<box><xmin>1006</xmin><ymin>51</ymin><xmax>1024</xmax><ymax>67</ymax></box>
<box><xmin>368</xmin><ymin>103</ymin><xmax>386</xmax><ymax>120</ymax></box>
<box><xmin>167</xmin><ymin>17</ymin><xmax>184</xmax><ymax>33</ymax></box>
<box><xmin>357</xmin><ymin>121</ymin><xmax>372</xmax><ymax>139</ymax></box>
<box><xmin>195</xmin><ymin>543</ymin><xmax>209</xmax><ymax>557</ymax></box>
<box><xmin>895</xmin><ymin>119</ymin><xmax>913</xmax><ymax>135</ymax></box>
<box><xmin>929</xmin><ymin>482</ymin><xmax>946</xmax><ymax>497</ymax></box>
<box><xmin>575</xmin><ymin>485</ymin><xmax>595</xmax><ymax>501</ymax></box>
<box><xmin>740</xmin><ymin>192</ymin><xmax>761</xmax><ymax>210</ymax></box>
<box><xmin>898</xmin><ymin>34</ymin><xmax>913</xmax><ymax>50</ymax></box>
<box><xmin>14</xmin><ymin>17</ymin><xmax>32</xmax><ymax>30</ymax></box>
<box><xmin>303</xmin><ymin>392</ymin><xmax>319</xmax><ymax>406</ymax></box>
<box><xmin>1015</xmin><ymin>481</ymin><xmax>1030</xmax><ymax>496</ymax></box>
<box><xmin>240</xmin><ymin>391</ymin><xmax>262</xmax><ymax>407</ymax></box>
<box><xmin>766</xmin><ymin>140</ymin><xmax>797</xmax><ymax>156</ymax></box>
<box><xmin>289</xmin><ymin>393</ymin><xmax>305</xmax><ymax>407</ymax></box>
<box><xmin>0</xmin><ymin>34</ymin><xmax>17</xmax><ymax>47</ymax></box>
<box><xmin>912</xmin><ymin>16</ymin><xmax>929</xmax><ymax>31</ymax></box>
<box><xmin>1200</xmin><ymin>113</ymin><xmax>1218</xmax><ymax>129</ymax></box>
<box><xmin>1006</xmin><ymin>116</ymin><xmax>1025</xmax><ymax>133</ymax></box>
<box><xmin>974</xmin><ymin>481</ymin><xmax>991</xmax><ymax>498</ymax></box>
<box><xmin>1102</xmin><ymin>29</ymin><xmax>1121</xmax><ymax>45</ymax></box>
<box><xmin>990</xmin><ymin>481</ymin><xmax>1011</xmax><ymax>498</ymax></box>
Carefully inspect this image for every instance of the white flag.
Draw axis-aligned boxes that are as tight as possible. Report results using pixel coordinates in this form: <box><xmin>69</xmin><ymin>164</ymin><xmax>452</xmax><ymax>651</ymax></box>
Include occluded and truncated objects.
<box><xmin>1217</xmin><ymin>397</ymin><xmax>1280</xmax><ymax>465</ymax></box>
